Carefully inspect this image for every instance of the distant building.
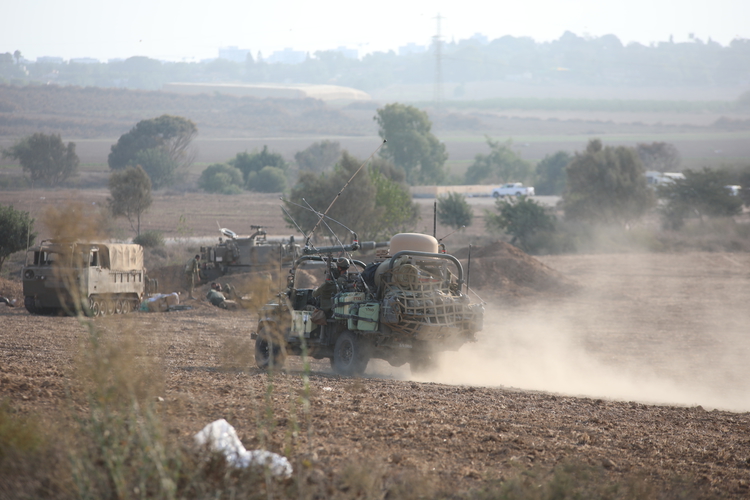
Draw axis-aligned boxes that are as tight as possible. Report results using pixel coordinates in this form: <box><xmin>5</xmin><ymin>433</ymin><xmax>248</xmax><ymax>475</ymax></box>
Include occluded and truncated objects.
<box><xmin>36</xmin><ymin>56</ymin><xmax>64</xmax><ymax>64</ymax></box>
<box><xmin>470</xmin><ymin>33</ymin><xmax>489</xmax><ymax>45</ymax></box>
<box><xmin>219</xmin><ymin>46</ymin><xmax>251</xmax><ymax>63</ymax></box>
<box><xmin>398</xmin><ymin>43</ymin><xmax>427</xmax><ymax>56</ymax></box>
<box><xmin>70</xmin><ymin>57</ymin><xmax>99</xmax><ymax>64</ymax></box>
<box><xmin>267</xmin><ymin>48</ymin><xmax>306</xmax><ymax>65</ymax></box>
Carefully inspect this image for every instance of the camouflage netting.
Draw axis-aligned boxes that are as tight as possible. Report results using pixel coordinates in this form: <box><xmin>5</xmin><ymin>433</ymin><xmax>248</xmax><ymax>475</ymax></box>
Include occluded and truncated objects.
<box><xmin>379</xmin><ymin>263</ymin><xmax>481</xmax><ymax>339</ymax></box>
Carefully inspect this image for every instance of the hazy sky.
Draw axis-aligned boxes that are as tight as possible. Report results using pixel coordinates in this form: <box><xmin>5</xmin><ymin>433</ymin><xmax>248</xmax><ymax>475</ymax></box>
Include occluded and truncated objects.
<box><xmin>3</xmin><ymin>0</ymin><xmax>748</xmax><ymax>62</ymax></box>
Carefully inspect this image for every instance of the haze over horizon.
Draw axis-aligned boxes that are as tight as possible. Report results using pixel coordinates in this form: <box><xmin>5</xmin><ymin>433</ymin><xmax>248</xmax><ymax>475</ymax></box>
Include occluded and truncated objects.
<box><xmin>2</xmin><ymin>0</ymin><xmax>749</xmax><ymax>63</ymax></box>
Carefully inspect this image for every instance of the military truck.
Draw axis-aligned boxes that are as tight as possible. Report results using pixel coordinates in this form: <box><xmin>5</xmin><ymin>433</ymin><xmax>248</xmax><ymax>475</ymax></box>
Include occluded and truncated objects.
<box><xmin>199</xmin><ymin>226</ymin><xmax>301</xmax><ymax>283</ymax></box>
<box><xmin>23</xmin><ymin>240</ymin><xmax>149</xmax><ymax>316</ymax></box>
<box><xmin>253</xmin><ymin>233</ymin><xmax>484</xmax><ymax>376</ymax></box>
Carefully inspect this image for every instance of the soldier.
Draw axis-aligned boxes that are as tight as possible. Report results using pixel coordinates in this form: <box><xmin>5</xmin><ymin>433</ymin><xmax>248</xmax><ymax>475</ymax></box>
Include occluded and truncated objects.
<box><xmin>312</xmin><ymin>257</ymin><xmax>350</xmax><ymax>315</ymax></box>
<box><xmin>206</xmin><ymin>282</ymin><xmax>228</xmax><ymax>309</ymax></box>
<box><xmin>185</xmin><ymin>254</ymin><xmax>201</xmax><ymax>299</ymax></box>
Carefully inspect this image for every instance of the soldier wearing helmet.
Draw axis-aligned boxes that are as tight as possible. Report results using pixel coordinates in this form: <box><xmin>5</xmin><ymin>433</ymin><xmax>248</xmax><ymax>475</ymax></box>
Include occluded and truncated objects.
<box><xmin>313</xmin><ymin>256</ymin><xmax>351</xmax><ymax>315</ymax></box>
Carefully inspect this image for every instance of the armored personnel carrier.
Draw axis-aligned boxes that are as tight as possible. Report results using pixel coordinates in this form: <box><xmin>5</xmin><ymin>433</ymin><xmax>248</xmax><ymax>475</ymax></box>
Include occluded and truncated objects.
<box><xmin>253</xmin><ymin>233</ymin><xmax>484</xmax><ymax>376</ymax></box>
<box><xmin>23</xmin><ymin>240</ymin><xmax>150</xmax><ymax>316</ymax></box>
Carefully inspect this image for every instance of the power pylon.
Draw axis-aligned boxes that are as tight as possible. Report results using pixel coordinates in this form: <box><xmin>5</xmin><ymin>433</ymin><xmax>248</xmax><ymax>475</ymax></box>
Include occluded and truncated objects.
<box><xmin>433</xmin><ymin>13</ymin><xmax>444</xmax><ymax>118</ymax></box>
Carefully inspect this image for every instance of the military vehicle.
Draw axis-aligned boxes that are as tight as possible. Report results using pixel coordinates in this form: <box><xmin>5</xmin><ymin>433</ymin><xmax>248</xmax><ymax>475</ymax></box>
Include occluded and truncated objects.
<box><xmin>253</xmin><ymin>233</ymin><xmax>484</xmax><ymax>376</ymax></box>
<box><xmin>23</xmin><ymin>240</ymin><xmax>150</xmax><ymax>316</ymax></box>
<box><xmin>199</xmin><ymin>226</ymin><xmax>301</xmax><ymax>283</ymax></box>
<box><xmin>199</xmin><ymin>225</ymin><xmax>387</xmax><ymax>283</ymax></box>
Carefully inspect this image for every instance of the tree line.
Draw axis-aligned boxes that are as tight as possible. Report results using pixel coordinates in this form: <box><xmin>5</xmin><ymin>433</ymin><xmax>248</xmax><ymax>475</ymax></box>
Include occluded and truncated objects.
<box><xmin>2</xmin><ymin>103</ymin><xmax>750</xmax><ymax>258</ymax></box>
<box><xmin>2</xmin><ymin>31</ymin><xmax>749</xmax><ymax>91</ymax></box>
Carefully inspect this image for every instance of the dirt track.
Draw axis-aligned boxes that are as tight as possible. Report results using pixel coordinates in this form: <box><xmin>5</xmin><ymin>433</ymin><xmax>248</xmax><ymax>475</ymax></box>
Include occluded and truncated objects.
<box><xmin>1</xmin><ymin>250</ymin><xmax>750</xmax><ymax>497</ymax></box>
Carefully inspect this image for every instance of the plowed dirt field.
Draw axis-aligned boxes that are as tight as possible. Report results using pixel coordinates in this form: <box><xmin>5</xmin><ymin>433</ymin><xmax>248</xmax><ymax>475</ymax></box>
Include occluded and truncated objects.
<box><xmin>2</xmin><ymin>250</ymin><xmax>750</xmax><ymax>497</ymax></box>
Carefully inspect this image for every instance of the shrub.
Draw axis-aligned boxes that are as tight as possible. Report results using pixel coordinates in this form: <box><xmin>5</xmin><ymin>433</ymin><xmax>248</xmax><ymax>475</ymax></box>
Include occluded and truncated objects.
<box><xmin>248</xmin><ymin>166</ymin><xmax>286</xmax><ymax>192</ymax></box>
<box><xmin>437</xmin><ymin>192</ymin><xmax>473</xmax><ymax>229</ymax></box>
<box><xmin>198</xmin><ymin>163</ymin><xmax>244</xmax><ymax>194</ymax></box>
<box><xmin>133</xmin><ymin>230</ymin><xmax>164</xmax><ymax>248</ymax></box>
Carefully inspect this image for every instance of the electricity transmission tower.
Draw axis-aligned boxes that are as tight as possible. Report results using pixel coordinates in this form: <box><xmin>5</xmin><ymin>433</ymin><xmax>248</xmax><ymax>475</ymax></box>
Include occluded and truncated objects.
<box><xmin>433</xmin><ymin>13</ymin><xmax>444</xmax><ymax>119</ymax></box>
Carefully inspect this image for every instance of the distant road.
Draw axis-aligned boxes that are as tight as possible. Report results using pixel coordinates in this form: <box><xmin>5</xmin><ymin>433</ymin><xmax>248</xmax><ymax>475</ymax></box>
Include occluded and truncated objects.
<box><xmin>415</xmin><ymin>195</ymin><xmax>561</xmax><ymax>209</ymax></box>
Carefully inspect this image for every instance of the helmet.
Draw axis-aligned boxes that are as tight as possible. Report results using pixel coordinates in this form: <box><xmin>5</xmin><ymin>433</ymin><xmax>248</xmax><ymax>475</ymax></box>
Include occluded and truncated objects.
<box><xmin>336</xmin><ymin>257</ymin><xmax>350</xmax><ymax>269</ymax></box>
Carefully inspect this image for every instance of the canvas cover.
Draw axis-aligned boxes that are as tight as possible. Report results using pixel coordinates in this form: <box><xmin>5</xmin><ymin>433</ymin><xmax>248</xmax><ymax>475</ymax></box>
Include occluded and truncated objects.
<box><xmin>102</xmin><ymin>244</ymin><xmax>144</xmax><ymax>271</ymax></box>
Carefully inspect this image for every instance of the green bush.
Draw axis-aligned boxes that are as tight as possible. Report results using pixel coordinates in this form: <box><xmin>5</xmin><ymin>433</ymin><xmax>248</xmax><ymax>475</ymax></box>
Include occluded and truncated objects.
<box><xmin>248</xmin><ymin>166</ymin><xmax>286</xmax><ymax>192</ymax></box>
<box><xmin>198</xmin><ymin>163</ymin><xmax>243</xmax><ymax>194</ymax></box>
<box><xmin>437</xmin><ymin>192</ymin><xmax>473</xmax><ymax>229</ymax></box>
<box><xmin>133</xmin><ymin>230</ymin><xmax>165</xmax><ymax>248</ymax></box>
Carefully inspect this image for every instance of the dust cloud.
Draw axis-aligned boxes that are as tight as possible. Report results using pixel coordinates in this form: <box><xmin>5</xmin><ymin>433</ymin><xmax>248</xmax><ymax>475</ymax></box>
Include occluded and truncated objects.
<box><xmin>382</xmin><ymin>252</ymin><xmax>750</xmax><ymax>413</ymax></box>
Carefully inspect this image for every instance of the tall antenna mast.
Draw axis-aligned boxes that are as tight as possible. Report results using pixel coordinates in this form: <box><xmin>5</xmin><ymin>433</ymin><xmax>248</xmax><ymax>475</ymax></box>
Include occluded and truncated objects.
<box><xmin>433</xmin><ymin>13</ymin><xmax>444</xmax><ymax>120</ymax></box>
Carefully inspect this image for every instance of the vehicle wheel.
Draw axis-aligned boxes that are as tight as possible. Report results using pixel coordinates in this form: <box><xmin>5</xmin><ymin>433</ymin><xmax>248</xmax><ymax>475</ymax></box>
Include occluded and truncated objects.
<box><xmin>24</xmin><ymin>296</ymin><xmax>38</xmax><ymax>314</ymax></box>
<box><xmin>105</xmin><ymin>298</ymin><xmax>115</xmax><ymax>316</ymax></box>
<box><xmin>255</xmin><ymin>327</ymin><xmax>286</xmax><ymax>369</ymax></box>
<box><xmin>115</xmin><ymin>299</ymin><xmax>124</xmax><ymax>314</ymax></box>
<box><xmin>333</xmin><ymin>331</ymin><xmax>370</xmax><ymax>377</ymax></box>
<box><xmin>122</xmin><ymin>300</ymin><xmax>132</xmax><ymax>314</ymax></box>
<box><xmin>515</xmin><ymin>191</ymin><xmax>522</xmax><ymax>196</ymax></box>
<box><xmin>492</xmin><ymin>192</ymin><xmax>500</xmax><ymax>198</ymax></box>
<box><xmin>90</xmin><ymin>299</ymin><xmax>101</xmax><ymax>317</ymax></box>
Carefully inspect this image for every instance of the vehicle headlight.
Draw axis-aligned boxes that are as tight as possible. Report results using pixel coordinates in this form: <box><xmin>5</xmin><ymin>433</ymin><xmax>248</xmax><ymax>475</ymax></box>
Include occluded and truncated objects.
<box><xmin>24</xmin><ymin>270</ymin><xmax>34</xmax><ymax>279</ymax></box>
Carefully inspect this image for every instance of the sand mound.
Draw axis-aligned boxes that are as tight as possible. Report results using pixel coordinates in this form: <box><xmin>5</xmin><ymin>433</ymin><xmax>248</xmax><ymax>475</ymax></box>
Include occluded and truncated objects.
<box><xmin>452</xmin><ymin>241</ymin><xmax>577</xmax><ymax>297</ymax></box>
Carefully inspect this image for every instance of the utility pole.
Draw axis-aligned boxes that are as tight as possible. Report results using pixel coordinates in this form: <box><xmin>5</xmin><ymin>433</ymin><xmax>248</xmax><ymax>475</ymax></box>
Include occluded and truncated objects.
<box><xmin>433</xmin><ymin>13</ymin><xmax>444</xmax><ymax>121</ymax></box>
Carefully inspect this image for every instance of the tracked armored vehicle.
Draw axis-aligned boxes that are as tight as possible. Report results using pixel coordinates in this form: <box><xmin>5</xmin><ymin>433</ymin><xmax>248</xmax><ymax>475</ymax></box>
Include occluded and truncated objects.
<box><xmin>253</xmin><ymin>233</ymin><xmax>484</xmax><ymax>376</ymax></box>
<box><xmin>199</xmin><ymin>226</ymin><xmax>301</xmax><ymax>283</ymax></box>
<box><xmin>23</xmin><ymin>240</ymin><xmax>150</xmax><ymax>316</ymax></box>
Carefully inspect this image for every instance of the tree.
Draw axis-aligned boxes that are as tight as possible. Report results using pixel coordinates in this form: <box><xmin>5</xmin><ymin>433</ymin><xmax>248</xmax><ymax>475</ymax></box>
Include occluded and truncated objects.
<box><xmin>0</xmin><ymin>205</ymin><xmax>36</xmax><ymax>272</ymax></box>
<box><xmin>295</xmin><ymin>140</ymin><xmax>341</xmax><ymax>173</ymax></box>
<box><xmin>535</xmin><ymin>151</ymin><xmax>571</xmax><ymax>195</ymax></box>
<box><xmin>562</xmin><ymin>139</ymin><xmax>655</xmax><ymax>225</ymax></box>
<box><xmin>658</xmin><ymin>168</ymin><xmax>743</xmax><ymax>229</ymax></box>
<box><xmin>108</xmin><ymin>115</ymin><xmax>197</xmax><ymax>171</ymax></box>
<box><xmin>367</xmin><ymin>165</ymin><xmax>420</xmax><ymax>240</ymax></box>
<box><xmin>108</xmin><ymin>165</ymin><xmax>153</xmax><ymax>236</ymax></box>
<box><xmin>437</xmin><ymin>192</ymin><xmax>473</xmax><ymax>229</ymax></box>
<box><xmin>130</xmin><ymin>147</ymin><xmax>178</xmax><ymax>190</ymax></box>
<box><xmin>636</xmin><ymin>142</ymin><xmax>681</xmax><ymax>172</ymax></box>
<box><xmin>485</xmin><ymin>196</ymin><xmax>555</xmax><ymax>250</ymax></box>
<box><xmin>2</xmin><ymin>133</ymin><xmax>79</xmax><ymax>187</ymax></box>
<box><xmin>465</xmin><ymin>137</ymin><xmax>532</xmax><ymax>185</ymax></box>
<box><xmin>375</xmin><ymin>103</ymin><xmax>447</xmax><ymax>185</ymax></box>
<box><xmin>198</xmin><ymin>163</ymin><xmax>243</xmax><ymax>194</ymax></box>
<box><xmin>13</xmin><ymin>50</ymin><xmax>21</xmax><ymax>64</ymax></box>
<box><xmin>229</xmin><ymin>146</ymin><xmax>288</xmax><ymax>186</ymax></box>
<box><xmin>284</xmin><ymin>151</ymin><xmax>418</xmax><ymax>241</ymax></box>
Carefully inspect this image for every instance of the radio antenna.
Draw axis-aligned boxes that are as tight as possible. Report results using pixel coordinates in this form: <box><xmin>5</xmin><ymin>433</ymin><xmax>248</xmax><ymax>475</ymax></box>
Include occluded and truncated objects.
<box><xmin>307</xmin><ymin>139</ymin><xmax>386</xmax><ymax>240</ymax></box>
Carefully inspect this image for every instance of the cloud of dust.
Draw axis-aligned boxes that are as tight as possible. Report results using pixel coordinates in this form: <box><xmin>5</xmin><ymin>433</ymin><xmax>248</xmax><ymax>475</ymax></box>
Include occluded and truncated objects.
<box><xmin>403</xmin><ymin>303</ymin><xmax>750</xmax><ymax>413</ymax></box>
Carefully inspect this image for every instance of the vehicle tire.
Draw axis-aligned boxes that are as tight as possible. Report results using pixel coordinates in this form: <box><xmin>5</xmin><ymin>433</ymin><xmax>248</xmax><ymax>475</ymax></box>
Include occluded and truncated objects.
<box><xmin>121</xmin><ymin>300</ymin><xmax>131</xmax><ymax>314</ymax></box>
<box><xmin>515</xmin><ymin>191</ymin><xmax>522</xmax><ymax>196</ymax></box>
<box><xmin>255</xmin><ymin>327</ymin><xmax>286</xmax><ymax>369</ymax></box>
<box><xmin>492</xmin><ymin>192</ymin><xmax>500</xmax><ymax>198</ymax></box>
<box><xmin>115</xmin><ymin>299</ymin><xmax>124</xmax><ymax>314</ymax></box>
<box><xmin>333</xmin><ymin>331</ymin><xmax>370</xmax><ymax>377</ymax></box>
